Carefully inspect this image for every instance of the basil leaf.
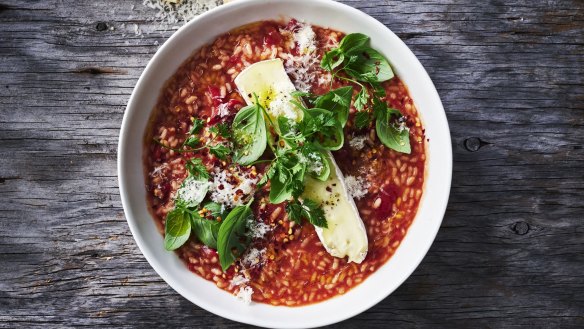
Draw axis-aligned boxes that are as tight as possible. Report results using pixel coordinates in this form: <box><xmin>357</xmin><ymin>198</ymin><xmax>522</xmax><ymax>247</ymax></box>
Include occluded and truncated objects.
<box><xmin>202</xmin><ymin>201</ymin><xmax>225</xmax><ymax>219</ymax></box>
<box><xmin>217</xmin><ymin>203</ymin><xmax>253</xmax><ymax>271</ymax></box>
<box><xmin>175</xmin><ymin>176</ymin><xmax>210</xmax><ymax>208</ymax></box>
<box><xmin>354</xmin><ymin>111</ymin><xmax>372</xmax><ymax>130</ymax></box>
<box><xmin>345</xmin><ymin>46</ymin><xmax>394</xmax><ymax>82</ymax></box>
<box><xmin>375</xmin><ymin>106</ymin><xmax>411</xmax><ymax>154</ymax></box>
<box><xmin>314</xmin><ymin>86</ymin><xmax>353</xmax><ymax>127</ymax></box>
<box><xmin>232</xmin><ymin>103</ymin><xmax>267</xmax><ymax>165</ymax></box>
<box><xmin>164</xmin><ymin>208</ymin><xmax>191</xmax><ymax>251</ymax></box>
<box><xmin>269</xmin><ymin>170</ymin><xmax>292</xmax><ymax>204</ymax></box>
<box><xmin>321</xmin><ymin>48</ymin><xmax>344</xmax><ymax>71</ymax></box>
<box><xmin>302</xmin><ymin>145</ymin><xmax>331</xmax><ymax>181</ymax></box>
<box><xmin>338</xmin><ymin>33</ymin><xmax>370</xmax><ymax>52</ymax></box>
<box><xmin>191</xmin><ymin>212</ymin><xmax>221</xmax><ymax>249</ymax></box>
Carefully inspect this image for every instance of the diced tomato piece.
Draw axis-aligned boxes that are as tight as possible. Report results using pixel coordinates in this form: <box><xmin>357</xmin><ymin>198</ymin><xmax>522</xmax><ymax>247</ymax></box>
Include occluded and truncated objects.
<box><xmin>375</xmin><ymin>185</ymin><xmax>398</xmax><ymax>219</ymax></box>
<box><xmin>264</xmin><ymin>28</ymin><xmax>282</xmax><ymax>46</ymax></box>
<box><xmin>209</xmin><ymin>98</ymin><xmax>243</xmax><ymax>125</ymax></box>
<box><xmin>286</xmin><ymin>18</ymin><xmax>299</xmax><ymax>31</ymax></box>
<box><xmin>207</xmin><ymin>85</ymin><xmax>223</xmax><ymax>106</ymax></box>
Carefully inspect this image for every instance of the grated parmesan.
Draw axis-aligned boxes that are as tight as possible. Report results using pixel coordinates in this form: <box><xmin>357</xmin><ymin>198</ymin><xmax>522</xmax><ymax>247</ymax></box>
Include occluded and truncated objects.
<box><xmin>306</xmin><ymin>152</ymin><xmax>324</xmax><ymax>175</ymax></box>
<box><xmin>176</xmin><ymin>176</ymin><xmax>211</xmax><ymax>206</ymax></box>
<box><xmin>344</xmin><ymin>175</ymin><xmax>370</xmax><ymax>200</ymax></box>
<box><xmin>267</xmin><ymin>85</ymin><xmax>300</xmax><ymax>121</ymax></box>
<box><xmin>349</xmin><ymin>135</ymin><xmax>368</xmax><ymax>150</ymax></box>
<box><xmin>216</xmin><ymin>103</ymin><xmax>230</xmax><ymax>117</ymax></box>
<box><xmin>235</xmin><ymin>286</ymin><xmax>254</xmax><ymax>304</ymax></box>
<box><xmin>294</xmin><ymin>24</ymin><xmax>317</xmax><ymax>55</ymax></box>
<box><xmin>150</xmin><ymin>163</ymin><xmax>168</xmax><ymax>178</ymax></box>
<box><xmin>229</xmin><ymin>274</ymin><xmax>249</xmax><ymax>288</ymax></box>
<box><xmin>241</xmin><ymin>247</ymin><xmax>266</xmax><ymax>268</ymax></box>
<box><xmin>249</xmin><ymin>221</ymin><xmax>272</xmax><ymax>239</ymax></box>
<box><xmin>210</xmin><ymin>168</ymin><xmax>258</xmax><ymax>208</ymax></box>
<box><xmin>280</xmin><ymin>21</ymin><xmax>319</xmax><ymax>92</ymax></box>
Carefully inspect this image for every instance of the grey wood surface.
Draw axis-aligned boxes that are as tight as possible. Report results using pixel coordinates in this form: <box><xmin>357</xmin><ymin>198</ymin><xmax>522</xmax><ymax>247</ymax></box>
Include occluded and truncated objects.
<box><xmin>1</xmin><ymin>0</ymin><xmax>583</xmax><ymax>328</ymax></box>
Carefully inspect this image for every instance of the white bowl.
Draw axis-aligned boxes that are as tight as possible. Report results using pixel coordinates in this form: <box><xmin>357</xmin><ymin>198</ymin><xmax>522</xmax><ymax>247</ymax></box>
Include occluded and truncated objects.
<box><xmin>118</xmin><ymin>0</ymin><xmax>452</xmax><ymax>327</ymax></box>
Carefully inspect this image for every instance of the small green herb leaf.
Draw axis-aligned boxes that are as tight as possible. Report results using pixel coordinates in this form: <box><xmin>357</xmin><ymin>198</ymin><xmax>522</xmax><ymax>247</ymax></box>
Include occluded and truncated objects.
<box><xmin>285</xmin><ymin>201</ymin><xmax>304</xmax><ymax>225</ymax></box>
<box><xmin>185</xmin><ymin>158</ymin><xmax>210</xmax><ymax>180</ymax></box>
<box><xmin>189</xmin><ymin>118</ymin><xmax>205</xmax><ymax>135</ymax></box>
<box><xmin>232</xmin><ymin>103</ymin><xmax>267</xmax><ymax>165</ymax></box>
<box><xmin>164</xmin><ymin>208</ymin><xmax>191</xmax><ymax>251</ymax></box>
<box><xmin>285</xmin><ymin>199</ymin><xmax>327</xmax><ymax>228</ymax></box>
<box><xmin>184</xmin><ymin>136</ymin><xmax>201</xmax><ymax>148</ymax></box>
<box><xmin>208</xmin><ymin>144</ymin><xmax>230</xmax><ymax>160</ymax></box>
<box><xmin>354</xmin><ymin>88</ymin><xmax>368</xmax><ymax>111</ymax></box>
<box><xmin>302</xmin><ymin>199</ymin><xmax>327</xmax><ymax>228</ymax></box>
<box><xmin>210</xmin><ymin>123</ymin><xmax>232</xmax><ymax>139</ymax></box>
<box><xmin>314</xmin><ymin>86</ymin><xmax>353</xmax><ymax>127</ymax></box>
<box><xmin>354</xmin><ymin>111</ymin><xmax>372</xmax><ymax>130</ymax></box>
<box><xmin>217</xmin><ymin>203</ymin><xmax>253</xmax><ymax>271</ymax></box>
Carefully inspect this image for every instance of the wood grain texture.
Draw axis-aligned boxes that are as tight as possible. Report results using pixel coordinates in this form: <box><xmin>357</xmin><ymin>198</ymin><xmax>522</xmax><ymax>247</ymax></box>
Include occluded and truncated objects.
<box><xmin>1</xmin><ymin>0</ymin><xmax>583</xmax><ymax>328</ymax></box>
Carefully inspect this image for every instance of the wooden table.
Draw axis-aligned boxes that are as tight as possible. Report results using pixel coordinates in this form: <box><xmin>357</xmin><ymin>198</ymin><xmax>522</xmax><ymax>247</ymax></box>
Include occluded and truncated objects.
<box><xmin>1</xmin><ymin>0</ymin><xmax>583</xmax><ymax>327</ymax></box>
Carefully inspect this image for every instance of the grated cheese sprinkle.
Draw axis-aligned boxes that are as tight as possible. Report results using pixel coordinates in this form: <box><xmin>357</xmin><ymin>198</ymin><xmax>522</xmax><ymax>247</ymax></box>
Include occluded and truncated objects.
<box><xmin>344</xmin><ymin>175</ymin><xmax>370</xmax><ymax>200</ymax></box>
<box><xmin>176</xmin><ymin>176</ymin><xmax>211</xmax><ymax>205</ymax></box>
<box><xmin>216</xmin><ymin>103</ymin><xmax>230</xmax><ymax>117</ymax></box>
<box><xmin>307</xmin><ymin>152</ymin><xmax>324</xmax><ymax>175</ymax></box>
<box><xmin>229</xmin><ymin>274</ymin><xmax>249</xmax><ymax>288</ymax></box>
<box><xmin>349</xmin><ymin>135</ymin><xmax>368</xmax><ymax>150</ymax></box>
<box><xmin>235</xmin><ymin>286</ymin><xmax>254</xmax><ymax>304</ymax></box>
<box><xmin>280</xmin><ymin>21</ymin><xmax>319</xmax><ymax>92</ymax></box>
<box><xmin>241</xmin><ymin>247</ymin><xmax>266</xmax><ymax>268</ymax></box>
<box><xmin>210</xmin><ymin>168</ymin><xmax>258</xmax><ymax>208</ymax></box>
<box><xmin>249</xmin><ymin>221</ymin><xmax>272</xmax><ymax>239</ymax></box>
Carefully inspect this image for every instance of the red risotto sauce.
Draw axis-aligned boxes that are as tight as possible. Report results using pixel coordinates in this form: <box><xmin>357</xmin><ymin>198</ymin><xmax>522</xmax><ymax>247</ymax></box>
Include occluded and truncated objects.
<box><xmin>144</xmin><ymin>19</ymin><xmax>426</xmax><ymax>306</ymax></box>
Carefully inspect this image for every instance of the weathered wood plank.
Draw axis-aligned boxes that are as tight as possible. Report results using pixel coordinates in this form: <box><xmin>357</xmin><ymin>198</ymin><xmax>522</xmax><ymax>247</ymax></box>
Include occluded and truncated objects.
<box><xmin>0</xmin><ymin>0</ymin><xmax>583</xmax><ymax>328</ymax></box>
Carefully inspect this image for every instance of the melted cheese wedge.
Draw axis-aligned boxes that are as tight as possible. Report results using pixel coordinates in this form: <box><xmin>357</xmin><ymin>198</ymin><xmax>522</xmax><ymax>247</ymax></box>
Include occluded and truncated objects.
<box><xmin>302</xmin><ymin>153</ymin><xmax>368</xmax><ymax>263</ymax></box>
<box><xmin>234</xmin><ymin>59</ymin><xmax>368</xmax><ymax>263</ymax></box>
<box><xmin>234</xmin><ymin>59</ymin><xmax>303</xmax><ymax>123</ymax></box>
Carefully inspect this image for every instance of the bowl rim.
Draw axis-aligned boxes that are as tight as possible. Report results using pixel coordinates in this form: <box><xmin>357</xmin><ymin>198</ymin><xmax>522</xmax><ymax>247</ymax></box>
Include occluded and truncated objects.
<box><xmin>118</xmin><ymin>0</ymin><xmax>452</xmax><ymax>327</ymax></box>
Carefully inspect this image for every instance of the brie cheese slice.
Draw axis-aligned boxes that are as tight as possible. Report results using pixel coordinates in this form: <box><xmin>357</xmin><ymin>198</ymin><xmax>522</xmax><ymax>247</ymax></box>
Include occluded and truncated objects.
<box><xmin>234</xmin><ymin>59</ymin><xmax>369</xmax><ymax>263</ymax></box>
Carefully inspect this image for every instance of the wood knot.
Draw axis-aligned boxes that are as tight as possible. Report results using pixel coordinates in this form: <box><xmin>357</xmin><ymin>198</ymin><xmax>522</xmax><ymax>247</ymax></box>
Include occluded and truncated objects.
<box><xmin>464</xmin><ymin>137</ymin><xmax>488</xmax><ymax>152</ymax></box>
<box><xmin>95</xmin><ymin>22</ymin><xmax>108</xmax><ymax>31</ymax></box>
<box><xmin>511</xmin><ymin>221</ymin><xmax>530</xmax><ymax>235</ymax></box>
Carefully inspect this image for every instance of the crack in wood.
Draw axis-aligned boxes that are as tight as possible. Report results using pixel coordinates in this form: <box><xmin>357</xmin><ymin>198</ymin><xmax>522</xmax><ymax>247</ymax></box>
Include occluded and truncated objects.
<box><xmin>72</xmin><ymin>67</ymin><xmax>127</xmax><ymax>75</ymax></box>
